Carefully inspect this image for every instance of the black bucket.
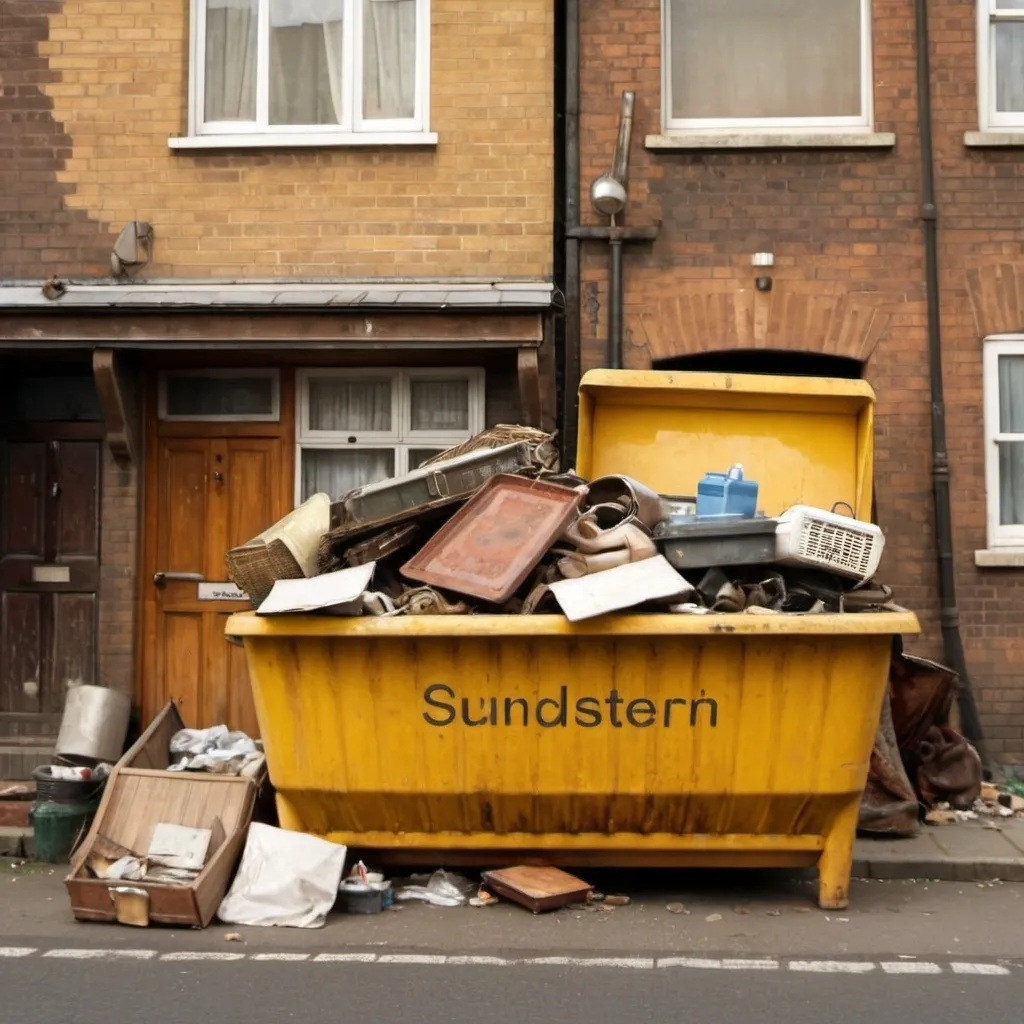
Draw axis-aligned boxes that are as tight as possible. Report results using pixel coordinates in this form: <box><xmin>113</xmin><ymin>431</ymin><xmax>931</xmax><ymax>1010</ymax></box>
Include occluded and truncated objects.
<box><xmin>31</xmin><ymin>766</ymin><xmax>104</xmax><ymax>805</ymax></box>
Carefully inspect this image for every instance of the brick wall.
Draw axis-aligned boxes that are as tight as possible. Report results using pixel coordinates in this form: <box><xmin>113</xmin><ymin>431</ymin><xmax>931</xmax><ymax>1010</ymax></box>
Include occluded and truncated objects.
<box><xmin>97</xmin><ymin>446</ymin><xmax>138</xmax><ymax>700</ymax></box>
<box><xmin>23</xmin><ymin>0</ymin><xmax>554</xmax><ymax>280</ymax></box>
<box><xmin>0</xmin><ymin>0</ymin><xmax>115</xmax><ymax>277</ymax></box>
<box><xmin>578</xmin><ymin>0</ymin><xmax>1024</xmax><ymax>763</ymax></box>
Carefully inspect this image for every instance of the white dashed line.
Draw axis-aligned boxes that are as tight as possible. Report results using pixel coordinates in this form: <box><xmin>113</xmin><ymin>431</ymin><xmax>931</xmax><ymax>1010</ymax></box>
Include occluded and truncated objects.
<box><xmin>313</xmin><ymin>953</ymin><xmax>378</xmax><ymax>963</ymax></box>
<box><xmin>789</xmin><ymin>961</ymin><xmax>877</xmax><ymax>974</ymax></box>
<box><xmin>951</xmin><ymin>963</ymin><xmax>1011</xmax><ymax>976</ymax></box>
<box><xmin>160</xmin><ymin>952</ymin><xmax>247</xmax><ymax>962</ymax></box>
<box><xmin>43</xmin><ymin>949</ymin><xmax>156</xmax><ymax>960</ymax></box>
<box><xmin>0</xmin><ymin>948</ymin><xmax>1015</xmax><ymax>977</ymax></box>
<box><xmin>658</xmin><ymin>957</ymin><xmax>777</xmax><ymax>970</ymax></box>
<box><xmin>378</xmin><ymin>954</ymin><xmax>448</xmax><ymax>965</ymax></box>
<box><xmin>880</xmin><ymin>961</ymin><xmax>943</xmax><ymax>975</ymax></box>
<box><xmin>446</xmin><ymin>956</ymin><xmax>514</xmax><ymax>967</ymax></box>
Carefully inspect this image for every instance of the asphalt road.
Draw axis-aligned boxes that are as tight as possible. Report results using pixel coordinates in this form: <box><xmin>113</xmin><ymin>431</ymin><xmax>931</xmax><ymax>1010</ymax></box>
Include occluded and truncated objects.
<box><xmin>1</xmin><ymin>959</ymin><xmax>1022</xmax><ymax>1024</ymax></box>
<box><xmin>5</xmin><ymin>862</ymin><xmax>1024</xmax><ymax>1023</ymax></box>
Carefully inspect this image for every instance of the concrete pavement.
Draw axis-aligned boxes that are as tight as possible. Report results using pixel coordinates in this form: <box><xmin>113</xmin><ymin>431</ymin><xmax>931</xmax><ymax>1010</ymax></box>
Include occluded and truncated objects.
<box><xmin>6</xmin><ymin>817</ymin><xmax>1024</xmax><ymax>880</ymax></box>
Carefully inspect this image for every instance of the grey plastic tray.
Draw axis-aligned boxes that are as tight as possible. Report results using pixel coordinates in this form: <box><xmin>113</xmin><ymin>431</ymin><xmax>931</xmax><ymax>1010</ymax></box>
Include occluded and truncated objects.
<box><xmin>654</xmin><ymin>516</ymin><xmax>779</xmax><ymax>571</ymax></box>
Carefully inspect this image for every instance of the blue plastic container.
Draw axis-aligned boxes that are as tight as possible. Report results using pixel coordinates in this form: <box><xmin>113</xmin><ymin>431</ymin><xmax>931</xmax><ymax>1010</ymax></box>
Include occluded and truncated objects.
<box><xmin>696</xmin><ymin>464</ymin><xmax>759</xmax><ymax>518</ymax></box>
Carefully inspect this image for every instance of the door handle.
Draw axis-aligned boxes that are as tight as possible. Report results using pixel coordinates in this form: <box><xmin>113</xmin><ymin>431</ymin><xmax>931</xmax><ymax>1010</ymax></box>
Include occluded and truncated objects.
<box><xmin>154</xmin><ymin>571</ymin><xmax>205</xmax><ymax>585</ymax></box>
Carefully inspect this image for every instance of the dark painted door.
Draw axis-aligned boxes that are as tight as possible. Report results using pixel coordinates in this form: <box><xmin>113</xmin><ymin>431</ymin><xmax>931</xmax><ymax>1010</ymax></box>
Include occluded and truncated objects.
<box><xmin>0</xmin><ymin>436</ymin><xmax>101</xmax><ymax>717</ymax></box>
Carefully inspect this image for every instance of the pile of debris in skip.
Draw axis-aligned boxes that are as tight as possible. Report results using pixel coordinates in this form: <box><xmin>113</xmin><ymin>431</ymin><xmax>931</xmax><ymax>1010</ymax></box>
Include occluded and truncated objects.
<box><xmin>225</xmin><ymin>424</ymin><xmax>897</xmax><ymax>623</ymax></box>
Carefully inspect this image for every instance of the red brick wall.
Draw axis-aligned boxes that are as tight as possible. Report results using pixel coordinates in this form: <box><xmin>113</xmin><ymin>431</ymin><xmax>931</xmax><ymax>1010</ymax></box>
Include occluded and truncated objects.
<box><xmin>578</xmin><ymin>0</ymin><xmax>1024</xmax><ymax>762</ymax></box>
<box><xmin>0</xmin><ymin>0</ymin><xmax>114</xmax><ymax>278</ymax></box>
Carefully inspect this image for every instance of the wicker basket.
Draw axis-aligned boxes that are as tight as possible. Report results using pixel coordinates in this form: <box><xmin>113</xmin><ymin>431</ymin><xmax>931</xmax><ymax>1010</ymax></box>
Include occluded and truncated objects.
<box><xmin>226</xmin><ymin>493</ymin><xmax>330</xmax><ymax>608</ymax></box>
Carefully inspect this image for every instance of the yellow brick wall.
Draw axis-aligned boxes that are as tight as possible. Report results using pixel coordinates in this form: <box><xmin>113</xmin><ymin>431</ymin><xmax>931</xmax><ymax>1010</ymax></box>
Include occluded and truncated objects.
<box><xmin>39</xmin><ymin>0</ymin><xmax>554</xmax><ymax>278</ymax></box>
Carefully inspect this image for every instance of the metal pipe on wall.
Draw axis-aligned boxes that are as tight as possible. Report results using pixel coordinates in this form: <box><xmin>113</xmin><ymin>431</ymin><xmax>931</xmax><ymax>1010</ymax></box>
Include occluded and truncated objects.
<box><xmin>914</xmin><ymin>0</ymin><xmax>989</xmax><ymax>766</ymax></box>
<box><xmin>607</xmin><ymin>240</ymin><xmax>623</xmax><ymax>369</ymax></box>
<box><xmin>558</xmin><ymin>0</ymin><xmax>581</xmax><ymax>467</ymax></box>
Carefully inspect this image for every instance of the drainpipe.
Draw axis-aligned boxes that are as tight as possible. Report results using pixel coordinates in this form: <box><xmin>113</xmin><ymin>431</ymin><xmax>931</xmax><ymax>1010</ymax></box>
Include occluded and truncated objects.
<box><xmin>558</xmin><ymin>0</ymin><xmax>581</xmax><ymax>467</ymax></box>
<box><xmin>914</xmin><ymin>0</ymin><xmax>989</xmax><ymax>768</ymax></box>
<box><xmin>607</xmin><ymin>240</ymin><xmax>623</xmax><ymax>369</ymax></box>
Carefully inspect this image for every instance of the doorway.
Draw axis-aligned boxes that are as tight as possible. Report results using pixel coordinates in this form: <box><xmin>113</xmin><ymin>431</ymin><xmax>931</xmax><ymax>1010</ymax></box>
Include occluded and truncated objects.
<box><xmin>0</xmin><ymin>371</ymin><xmax>104</xmax><ymax>774</ymax></box>
<box><xmin>139</xmin><ymin>368</ymin><xmax>293</xmax><ymax>737</ymax></box>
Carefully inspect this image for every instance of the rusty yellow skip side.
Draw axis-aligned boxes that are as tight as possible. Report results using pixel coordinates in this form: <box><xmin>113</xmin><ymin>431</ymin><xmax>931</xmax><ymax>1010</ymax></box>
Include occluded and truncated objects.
<box><xmin>227</xmin><ymin>609</ymin><xmax>918</xmax><ymax>909</ymax></box>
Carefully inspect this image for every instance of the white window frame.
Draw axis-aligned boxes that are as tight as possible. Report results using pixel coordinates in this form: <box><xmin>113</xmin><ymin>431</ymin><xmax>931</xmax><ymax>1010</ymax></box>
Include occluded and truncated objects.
<box><xmin>180</xmin><ymin>0</ymin><xmax>433</xmax><ymax>148</ymax></box>
<box><xmin>294</xmin><ymin>367</ymin><xmax>485</xmax><ymax>505</ymax></box>
<box><xmin>978</xmin><ymin>1</ymin><xmax>1024</xmax><ymax>132</ymax></box>
<box><xmin>983</xmin><ymin>337</ymin><xmax>1024</xmax><ymax>548</ymax></box>
<box><xmin>660</xmin><ymin>0</ymin><xmax>875</xmax><ymax>135</ymax></box>
<box><xmin>157</xmin><ymin>368</ymin><xmax>281</xmax><ymax>422</ymax></box>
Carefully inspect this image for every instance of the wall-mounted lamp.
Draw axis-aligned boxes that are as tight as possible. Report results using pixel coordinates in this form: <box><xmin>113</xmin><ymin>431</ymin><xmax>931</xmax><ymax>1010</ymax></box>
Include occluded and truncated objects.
<box><xmin>752</xmin><ymin>251</ymin><xmax>774</xmax><ymax>292</ymax></box>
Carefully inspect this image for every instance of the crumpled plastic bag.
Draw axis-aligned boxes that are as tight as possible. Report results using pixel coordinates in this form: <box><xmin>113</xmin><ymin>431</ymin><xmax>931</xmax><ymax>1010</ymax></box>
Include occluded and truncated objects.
<box><xmin>394</xmin><ymin>869</ymin><xmax>477</xmax><ymax>908</ymax></box>
<box><xmin>217</xmin><ymin>823</ymin><xmax>347</xmax><ymax>929</ymax></box>
<box><xmin>169</xmin><ymin>726</ymin><xmax>259</xmax><ymax>774</ymax></box>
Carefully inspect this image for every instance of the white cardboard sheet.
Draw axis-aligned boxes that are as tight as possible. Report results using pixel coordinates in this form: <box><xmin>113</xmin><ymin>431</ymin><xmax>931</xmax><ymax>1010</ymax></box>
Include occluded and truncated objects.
<box><xmin>256</xmin><ymin>562</ymin><xmax>375</xmax><ymax>616</ymax></box>
<box><xmin>549</xmin><ymin>555</ymin><xmax>692</xmax><ymax>622</ymax></box>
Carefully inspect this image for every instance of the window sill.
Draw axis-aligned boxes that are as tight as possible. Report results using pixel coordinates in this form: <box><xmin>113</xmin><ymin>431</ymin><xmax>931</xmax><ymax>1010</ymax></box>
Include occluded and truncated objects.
<box><xmin>168</xmin><ymin>131</ymin><xmax>438</xmax><ymax>151</ymax></box>
<box><xmin>964</xmin><ymin>131</ymin><xmax>1024</xmax><ymax>148</ymax></box>
<box><xmin>974</xmin><ymin>548</ymin><xmax>1024</xmax><ymax>568</ymax></box>
<box><xmin>645</xmin><ymin>131</ymin><xmax>896</xmax><ymax>151</ymax></box>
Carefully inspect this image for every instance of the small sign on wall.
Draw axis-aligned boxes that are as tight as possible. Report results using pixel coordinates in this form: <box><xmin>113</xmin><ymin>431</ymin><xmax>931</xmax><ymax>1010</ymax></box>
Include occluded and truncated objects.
<box><xmin>197</xmin><ymin>582</ymin><xmax>248</xmax><ymax>602</ymax></box>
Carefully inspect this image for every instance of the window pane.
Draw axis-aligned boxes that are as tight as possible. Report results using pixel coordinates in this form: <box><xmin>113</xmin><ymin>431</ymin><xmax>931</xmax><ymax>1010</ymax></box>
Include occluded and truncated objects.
<box><xmin>669</xmin><ymin>0</ymin><xmax>862</xmax><ymax>121</ymax></box>
<box><xmin>270</xmin><ymin>0</ymin><xmax>345</xmax><ymax>125</ymax></box>
<box><xmin>205</xmin><ymin>0</ymin><xmax>258</xmax><ymax>121</ymax></box>
<box><xmin>363</xmin><ymin>0</ymin><xmax>417</xmax><ymax>119</ymax></box>
<box><xmin>301</xmin><ymin>448</ymin><xmax>395</xmax><ymax>501</ymax></box>
<box><xmin>999</xmin><ymin>442</ymin><xmax>1024</xmax><ymax>525</ymax></box>
<box><xmin>308</xmin><ymin>378</ymin><xmax>392</xmax><ymax>432</ymax></box>
<box><xmin>998</xmin><ymin>355</ymin><xmax>1024</xmax><ymax>432</ymax></box>
<box><xmin>163</xmin><ymin>374</ymin><xmax>275</xmax><ymax>418</ymax></box>
<box><xmin>409</xmin><ymin>448</ymin><xmax>447</xmax><ymax>469</ymax></box>
<box><xmin>995</xmin><ymin>23</ymin><xmax>1024</xmax><ymax>113</ymax></box>
<box><xmin>409</xmin><ymin>379</ymin><xmax>470</xmax><ymax>432</ymax></box>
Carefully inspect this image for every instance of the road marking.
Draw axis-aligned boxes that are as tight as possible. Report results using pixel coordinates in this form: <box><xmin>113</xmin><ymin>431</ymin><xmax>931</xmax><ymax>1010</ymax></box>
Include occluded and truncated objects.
<box><xmin>4</xmin><ymin>948</ymin><xmax>1016</xmax><ymax>976</ymax></box>
<box><xmin>950</xmin><ymin>963</ymin><xmax>1011</xmax><ymax>976</ymax></box>
<box><xmin>658</xmin><ymin>958</ymin><xmax>724</xmax><ymax>969</ymax></box>
<box><xmin>446</xmin><ymin>956</ymin><xmax>514</xmax><ymax>967</ymax></box>
<box><xmin>160</xmin><ymin>952</ymin><xmax>247</xmax><ymax>962</ymax></box>
<box><xmin>880</xmin><ymin>961</ymin><xmax>943</xmax><ymax>975</ymax></box>
<box><xmin>43</xmin><ymin>949</ymin><xmax>156</xmax><ymax>960</ymax></box>
<box><xmin>657</xmin><ymin>958</ymin><xmax>777</xmax><ymax>970</ymax></box>
<box><xmin>378</xmin><ymin>954</ymin><xmax>448</xmax><ymax>965</ymax></box>
<box><xmin>789</xmin><ymin>961</ymin><xmax>877</xmax><ymax>974</ymax></box>
<box><xmin>313</xmin><ymin>953</ymin><xmax>378</xmax><ymax>963</ymax></box>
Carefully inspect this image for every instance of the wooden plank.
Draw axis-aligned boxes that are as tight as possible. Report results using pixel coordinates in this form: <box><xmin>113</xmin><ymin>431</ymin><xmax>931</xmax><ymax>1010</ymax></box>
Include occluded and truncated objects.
<box><xmin>0</xmin><ymin>312</ymin><xmax>546</xmax><ymax>345</ymax></box>
<box><xmin>92</xmin><ymin>349</ymin><xmax>138</xmax><ymax>466</ymax></box>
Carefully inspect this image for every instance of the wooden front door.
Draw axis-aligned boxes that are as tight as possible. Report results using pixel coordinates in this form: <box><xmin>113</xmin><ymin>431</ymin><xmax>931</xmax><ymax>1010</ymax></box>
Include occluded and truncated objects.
<box><xmin>0</xmin><ymin>433</ymin><xmax>101</xmax><ymax>724</ymax></box>
<box><xmin>141</xmin><ymin>436</ymin><xmax>285</xmax><ymax>737</ymax></box>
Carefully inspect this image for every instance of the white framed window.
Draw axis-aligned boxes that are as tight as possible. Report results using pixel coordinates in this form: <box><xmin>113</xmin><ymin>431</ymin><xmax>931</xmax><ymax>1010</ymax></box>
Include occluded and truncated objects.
<box><xmin>661</xmin><ymin>0</ymin><xmax>874</xmax><ymax>134</ymax></box>
<box><xmin>978</xmin><ymin>1</ymin><xmax>1024</xmax><ymax>132</ymax></box>
<box><xmin>158</xmin><ymin>368</ymin><xmax>280</xmax><ymax>421</ymax></box>
<box><xmin>984</xmin><ymin>338</ymin><xmax>1024</xmax><ymax>548</ymax></box>
<box><xmin>179</xmin><ymin>0</ymin><xmax>432</xmax><ymax>147</ymax></box>
<box><xmin>295</xmin><ymin>367</ymin><xmax>484</xmax><ymax>503</ymax></box>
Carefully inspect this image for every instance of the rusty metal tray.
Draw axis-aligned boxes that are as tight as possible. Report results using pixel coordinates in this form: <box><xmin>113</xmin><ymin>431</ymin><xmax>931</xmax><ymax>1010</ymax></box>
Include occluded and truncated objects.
<box><xmin>400</xmin><ymin>474</ymin><xmax>586</xmax><ymax>604</ymax></box>
<box><xmin>329</xmin><ymin>442</ymin><xmax>536</xmax><ymax>538</ymax></box>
